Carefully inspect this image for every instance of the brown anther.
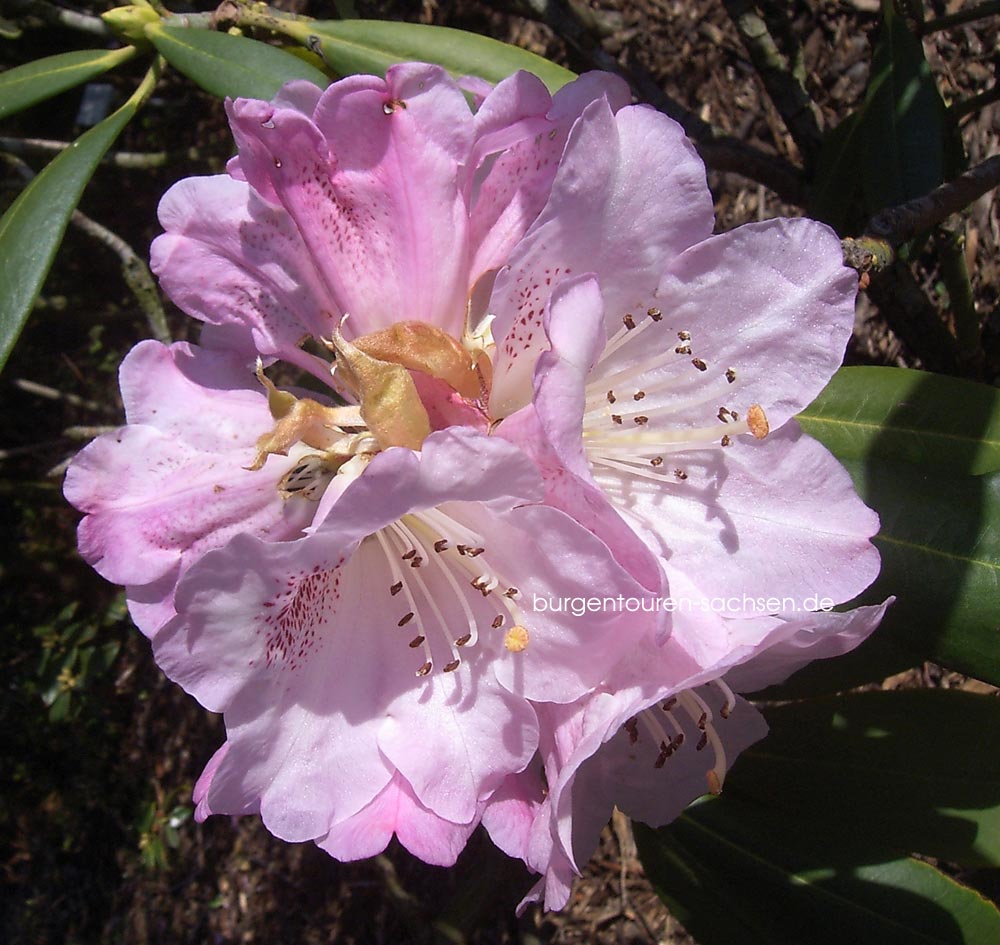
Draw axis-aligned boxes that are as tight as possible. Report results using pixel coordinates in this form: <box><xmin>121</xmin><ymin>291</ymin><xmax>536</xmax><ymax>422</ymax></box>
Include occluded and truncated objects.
<box><xmin>674</xmin><ymin>469</ymin><xmax>688</xmax><ymax>480</ymax></box>
<box><xmin>409</xmin><ymin>555</ymin><xmax>423</xmax><ymax>568</ymax></box>
<box><xmin>434</xmin><ymin>539</ymin><xmax>449</xmax><ymax>553</ymax></box>
<box><xmin>456</xmin><ymin>544</ymin><xmax>469</xmax><ymax>555</ymax></box>
<box><xmin>721</xmin><ymin>435</ymin><xmax>732</xmax><ymax>447</ymax></box>
<box><xmin>409</xmin><ymin>635</ymin><xmax>426</xmax><ymax>648</ymax></box>
<box><xmin>662</xmin><ymin>696</ymin><xmax>677</xmax><ymax>711</ymax></box>
<box><xmin>747</xmin><ymin>403</ymin><xmax>770</xmax><ymax>439</ymax></box>
<box><xmin>677</xmin><ymin>330</ymin><xmax>691</xmax><ymax>341</ymax></box>
<box><xmin>648</xmin><ymin>307</ymin><xmax>663</xmax><ymax>321</ymax></box>
<box><xmin>697</xmin><ymin>712</ymin><xmax>708</xmax><ymax>729</ymax></box>
<box><xmin>491</xmin><ymin>615</ymin><xmax>505</xmax><ymax>629</ymax></box>
<box><xmin>725</xmin><ymin>367</ymin><xmax>737</xmax><ymax>384</ymax></box>
<box><xmin>654</xmin><ymin>743</ymin><xmax>670</xmax><ymax>768</ymax></box>
<box><xmin>624</xmin><ymin>717</ymin><xmax>639</xmax><ymax>744</ymax></box>
<box><xmin>504</xmin><ymin>587</ymin><xmax>519</xmax><ymax>599</ymax></box>
<box><xmin>634</xmin><ymin>415</ymin><xmax>649</xmax><ymax>425</ymax></box>
<box><xmin>455</xmin><ymin>633</ymin><xmax>472</xmax><ymax>647</ymax></box>
<box><xmin>390</xmin><ymin>581</ymin><xmax>403</xmax><ymax>596</ymax></box>
<box><xmin>720</xmin><ymin>703</ymin><xmax>732</xmax><ymax>720</ymax></box>
<box><xmin>416</xmin><ymin>660</ymin><xmax>432</xmax><ymax>676</ymax></box>
<box><xmin>611</xmin><ymin>414</ymin><xmax>623</xmax><ymax>425</ymax></box>
<box><xmin>673</xmin><ymin>733</ymin><xmax>685</xmax><ymax>749</ymax></box>
<box><xmin>650</xmin><ymin>456</ymin><xmax>664</xmax><ymax>467</ymax></box>
<box><xmin>401</xmin><ymin>549</ymin><xmax>417</xmax><ymax>560</ymax></box>
<box><xmin>443</xmin><ymin>659</ymin><xmax>461</xmax><ymax>673</ymax></box>
<box><xmin>607</xmin><ymin>390</ymin><xmax>616</xmax><ymax>404</ymax></box>
<box><xmin>696</xmin><ymin>732</ymin><xmax>709</xmax><ymax>751</ymax></box>
<box><xmin>467</xmin><ymin>547</ymin><xmax>485</xmax><ymax>557</ymax></box>
<box><xmin>692</xmin><ymin>358</ymin><xmax>708</xmax><ymax>372</ymax></box>
<box><xmin>730</xmin><ymin>410</ymin><xmax>740</xmax><ymax>421</ymax></box>
<box><xmin>675</xmin><ymin>345</ymin><xmax>692</xmax><ymax>355</ymax></box>
<box><xmin>633</xmin><ymin>391</ymin><xmax>645</xmax><ymax>403</ymax></box>
<box><xmin>397</xmin><ymin>612</ymin><xmax>415</xmax><ymax>627</ymax></box>
<box><xmin>623</xmin><ymin>313</ymin><xmax>636</xmax><ymax>330</ymax></box>
<box><xmin>717</xmin><ymin>407</ymin><xmax>731</xmax><ymax>422</ymax></box>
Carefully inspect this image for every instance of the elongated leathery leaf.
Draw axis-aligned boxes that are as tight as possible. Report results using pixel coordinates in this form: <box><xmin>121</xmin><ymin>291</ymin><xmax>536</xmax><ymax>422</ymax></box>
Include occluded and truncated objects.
<box><xmin>0</xmin><ymin>46</ymin><xmax>136</xmax><ymax>121</ymax></box>
<box><xmin>798</xmin><ymin>366</ymin><xmax>1000</xmax><ymax>476</ymax></box>
<box><xmin>148</xmin><ymin>23</ymin><xmax>327</xmax><ymax>100</ymax></box>
<box><xmin>636</xmin><ymin>786</ymin><xmax>1000</xmax><ymax>945</ymax></box>
<box><xmin>279</xmin><ymin>18</ymin><xmax>575</xmax><ymax>93</ymax></box>
<box><xmin>735</xmin><ymin>690</ymin><xmax>1000</xmax><ymax>868</ymax></box>
<box><xmin>861</xmin><ymin>1</ymin><xmax>953</xmax><ymax>213</ymax></box>
<box><xmin>0</xmin><ymin>61</ymin><xmax>161</xmax><ymax>373</ymax></box>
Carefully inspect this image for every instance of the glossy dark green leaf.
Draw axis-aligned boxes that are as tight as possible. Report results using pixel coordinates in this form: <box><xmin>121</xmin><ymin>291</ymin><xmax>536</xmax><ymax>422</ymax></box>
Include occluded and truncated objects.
<box><xmin>839</xmin><ymin>458</ymin><xmax>1000</xmax><ymax>685</ymax></box>
<box><xmin>0</xmin><ymin>64</ymin><xmax>159</xmax><ymax>373</ymax></box>
<box><xmin>280</xmin><ymin>18</ymin><xmax>575</xmax><ymax>93</ymax></box>
<box><xmin>861</xmin><ymin>1</ymin><xmax>950</xmax><ymax>211</ymax></box>
<box><xmin>798</xmin><ymin>366</ymin><xmax>1000</xmax><ymax>475</ymax></box>
<box><xmin>636</xmin><ymin>784</ymin><xmax>1000</xmax><ymax>945</ymax></box>
<box><xmin>148</xmin><ymin>23</ymin><xmax>327</xmax><ymax>99</ymax></box>
<box><xmin>808</xmin><ymin>111</ymin><xmax>865</xmax><ymax>232</ymax></box>
<box><xmin>0</xmin><ymin>46</ymin><xmax>136</xmax><ymax>121</ymax></box>
<box><xmin>735</xmin><ymin>690</ymin><xmax>1000</xmax><ymax>867</ymax></box>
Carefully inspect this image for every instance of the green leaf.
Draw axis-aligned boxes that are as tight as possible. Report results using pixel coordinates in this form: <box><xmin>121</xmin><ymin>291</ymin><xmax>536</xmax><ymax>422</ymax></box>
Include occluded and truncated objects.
<box><xmin>0</xmin><ymin>46</ymin><xmax>137</xmax><ymax>121</ymax></box>
<box><xmin>735</xmin><ymin>690</ymin><xmax>1000</xmax><ymax>867</ymax></box>
<box><xmin>861</xmin><ymin>2</ymin><xmax>950</xmax><ymax>212</ymax></box>
<box><xmin>636</xmin><ymin>795</ymin><xmax>1000</xmax><ymax>945</ymax></box>
<box><xmin>0</xmin><ymin>62</ymin><xmax>160</xmax><ymax>373</ymax></box>
<box><xmin>279</xmin><ymin>19</ymin><xmax>575</xmax><ymax>93</ymax></box>
<box><xmin>841</xmin><ymin>458</ymin><xmax>1000</xmax><ymax>685</ymax></box>
<box><xmin>148</xmin><ymin>23</ymin><xmax>327</xmax><ymax>99</ymax></box>
<box><xmin>808</xmin><ymin>111</ymin><xmax>865</xmax><ymax>233</ymax></box>
<box><xmin>798</xmin><ymin>367</ymin><xmax>1000</xmax><ymax>475</ymax></box>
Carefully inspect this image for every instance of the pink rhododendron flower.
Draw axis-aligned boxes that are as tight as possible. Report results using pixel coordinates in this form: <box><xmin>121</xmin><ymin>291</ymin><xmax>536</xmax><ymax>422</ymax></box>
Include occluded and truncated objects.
<box><xmin>65</xmin><ymin>55</ymin><xmax>890</xmax><ymax>904</ymax></box>
<box><xmin>67</xmin><ymin>63</ymin><xmax>669</xmax><ymax>866</ymax></box>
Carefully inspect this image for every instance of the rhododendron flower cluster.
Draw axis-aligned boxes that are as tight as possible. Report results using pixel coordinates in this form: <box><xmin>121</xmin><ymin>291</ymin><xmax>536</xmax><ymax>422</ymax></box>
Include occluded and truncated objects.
<box><xmin>66</xmin><ymin>62</ymin><xmax>887</xmax><ymax>910</ymax></box>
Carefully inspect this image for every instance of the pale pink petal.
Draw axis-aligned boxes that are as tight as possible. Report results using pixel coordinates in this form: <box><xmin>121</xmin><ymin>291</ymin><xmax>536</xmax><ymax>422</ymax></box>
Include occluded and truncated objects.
<box><xmin>481</xmin><ymin>763</ymin><xmax>545</xmax><ymax>861</ymax></box>
<box><xmin>156</xmin><ymin>535</ymin><xmax>397</xmax><ymax>840</ymax></box>
<box><xmin>497</xmin><ymin>405</ymin><xmax>665</xmax><ymax>595</ymax></box>
<box><xmin>468</xmin><ymin>72</ymin><xmax>631</xmax><ymax>281</ymax></box>
<box><xmin>594</xmin><ymin>422</ymin><xmax>880</xmax><ymax>613</ymax></box>
<box><xmin>151</xmin><ymin>176</ymin><xmax>335</xmax><ymax>356</ymax></box>
<box><xmin>722</xmin><ymin>600</ymin><xmax>892</xmax><ymax>692</ymax></box>
<box><xmin>64</xmin><ymin>342</ymin><xmax>309</xmax><ymax>592</ymax></box>
<box><xmin>228</xmin><ymin>63</ymin><xmax>474</xmax><ymax>338</ymax></box>
<box><xmin>489</xmin><ymin>99</ymin><xmax>713</xmax><ymax>415</ymax></box>
<box><xmin>378</xmin><ymin>666</ymin><xmax>537</xmax><ymax>824</ymax></box>
<box><xmin>317</xmin><ymin>773</ymin><xmax>479</xmax><ymax>866</ymax></box>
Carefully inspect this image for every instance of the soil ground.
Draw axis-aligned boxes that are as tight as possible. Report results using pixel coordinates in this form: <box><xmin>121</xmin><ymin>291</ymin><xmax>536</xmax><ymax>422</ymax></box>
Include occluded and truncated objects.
<box><xmin>2</xmin><ymin>2</ymin><xmax>999</xmax><ymax>943</ymax></box>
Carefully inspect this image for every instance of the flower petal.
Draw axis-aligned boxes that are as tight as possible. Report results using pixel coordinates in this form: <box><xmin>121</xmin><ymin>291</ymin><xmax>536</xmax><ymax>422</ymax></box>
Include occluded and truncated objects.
<box><xmin>317</xmin><ymin>772</ymin><xmax>479</xmax><ymax>866</ymax></box>
<box><xmin>489</xmin><ymin>99</ymin><xmax>713</xmax><ymax>415</ymax></box>
<box><xmin>596</xmin><ymin>422</ymin><xmax>880</xmax><ymax>612</ymax></box>
<box><xmin>151</xmin><ymin>176</ymin><xmax>335</xmax><ymax>357</ymax></box>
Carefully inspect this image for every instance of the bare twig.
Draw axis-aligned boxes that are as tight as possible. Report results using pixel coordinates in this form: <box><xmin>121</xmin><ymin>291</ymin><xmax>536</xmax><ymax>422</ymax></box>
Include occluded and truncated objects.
<box><xmin>13</xmin><ymin>379</ymin><xmax>116</xmax><ymax>415</ymax></box>
<box><xmin>508</xmin><ymin>0</ymin><xmax>807</xmax><ymax>203</ymax></box>
<box><xmin>721</xmin><ymin>0</ymin><xmax>823</xmax><ymax>165</ymax></box>
<box><xmin>949</xmin><ymin>84</ymin><xmax>1000</xmax><ymax>122</ymax></box>
<box><xmin>921</xmin><ymin>0</ymin><xmax>1000</xmax><ymax>35</ymax></box>
<box><xmin>842</xmin><ymin>154</ymin><xmax>1000</xmax><ymax>270</ymax></box>
<box><xmin>5</xmin><ymin>0</ymin><xmax>111</xmax><ymax>36</ymax></box>
<box><xmin>0</xmin><ymin>137</ymin><xmax>185</xmax><ymax>170</ymax></box>
<box><xmin>69</xmin><ymin>211</ymin><xmax>172</xmax><ymax>343</ymax></box>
